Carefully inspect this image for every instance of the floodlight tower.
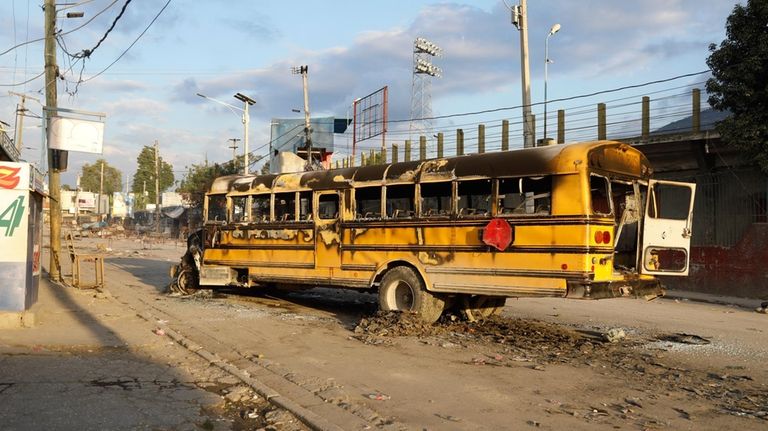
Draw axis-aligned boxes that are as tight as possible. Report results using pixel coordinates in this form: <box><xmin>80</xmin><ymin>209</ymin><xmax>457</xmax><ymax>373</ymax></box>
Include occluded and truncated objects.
<box><xmin>409</xmin><ymin>37</ymin><xmax>442</xmax><ymax>147</ymax></box>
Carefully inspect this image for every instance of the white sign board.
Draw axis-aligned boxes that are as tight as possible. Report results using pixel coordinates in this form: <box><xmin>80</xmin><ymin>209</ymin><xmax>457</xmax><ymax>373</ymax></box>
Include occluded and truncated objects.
<box><xmin>48</xmin><ymin>116</ymin><xmax>104</xmax><ymax>154</ymax></box>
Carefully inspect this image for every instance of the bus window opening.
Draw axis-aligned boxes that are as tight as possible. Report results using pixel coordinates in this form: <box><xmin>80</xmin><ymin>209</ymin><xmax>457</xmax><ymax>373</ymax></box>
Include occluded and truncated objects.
<box><xmin>420</xmin><ymin>182</ymin><xmax>451</xmax><ymax>217</ymax></box>
<box><xmin>386</xmin><ymin>185</ymin><xmax>415</xmax><ymax>218</ymax></box>
<box><xmin>207</xmin><ymin>194</ymin><xmax>226</xmax><ymax>222</ymax></box>
<box><xmin>458</xmin><ymin>179</ymin><xmax>491</xmax><ymax>217</ymax></box>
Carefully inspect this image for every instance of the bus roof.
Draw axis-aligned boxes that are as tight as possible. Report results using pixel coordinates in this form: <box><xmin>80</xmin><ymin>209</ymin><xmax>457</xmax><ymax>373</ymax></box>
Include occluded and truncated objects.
<box><xmin>209</xmin><ymin>140</ymin><xmax>652</xmax><ymax>194</ymax></box>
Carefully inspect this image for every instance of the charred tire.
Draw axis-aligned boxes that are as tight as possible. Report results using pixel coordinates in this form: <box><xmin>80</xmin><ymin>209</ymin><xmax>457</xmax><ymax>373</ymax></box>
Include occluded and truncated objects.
<box><xmin>176</xmin><ymin>268</ymin><xmax>199</xmax><ymax>295</ymax></box>
<box><xmin>378</xmin><ymin>266</ymin><xmax>445</xmax><ymax>323</ymax></box>
<box><xmin>460</xmin><ymin>295</ymin><xmax>506</xmax><ymax>322</ymax></box>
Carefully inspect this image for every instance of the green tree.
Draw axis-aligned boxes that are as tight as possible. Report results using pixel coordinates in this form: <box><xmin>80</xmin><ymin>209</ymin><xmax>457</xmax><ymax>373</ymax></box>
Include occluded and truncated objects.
<box><xmin>131</xmin><ymin>145</ymin><xmax>174</xmax><ymax>209</ymax></box>
<box><xmin>706</xmin><ymin>0</ymin><xmax>768</xmax><ymax>173</ymax></box>
<box><xmin>79</xmin><ymin>159</ymin><xmax>122</xmax><ymax>194</ymax></box>
<box><xmin>176</xmin><ymin>161</ymin><xmax>238</xmax><ymax>207</ymax></box>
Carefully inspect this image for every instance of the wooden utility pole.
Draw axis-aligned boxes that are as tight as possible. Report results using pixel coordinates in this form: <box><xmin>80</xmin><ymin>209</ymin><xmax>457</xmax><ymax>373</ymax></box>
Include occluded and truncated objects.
<box><xmin>44</xmin><ymin>0</ymin><xmax>62</xmax><ymax>281</ymax></box>
<box><xmin>228</xmin><ymin>138</ymin><xmax>241</xmax><ymax>169</ymax></box>
<box><xmin>154</xmin><ymin>140</ymin><xmax>160</xmax><ymax>233</ymax></box>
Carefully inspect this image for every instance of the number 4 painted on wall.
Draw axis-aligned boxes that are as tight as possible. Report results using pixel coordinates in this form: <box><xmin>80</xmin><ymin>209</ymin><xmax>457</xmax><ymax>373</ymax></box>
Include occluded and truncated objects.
<box><xmin>0</xmin><ymin>196</ymin><xmax>25</xmax><ymax>237</ymax></box>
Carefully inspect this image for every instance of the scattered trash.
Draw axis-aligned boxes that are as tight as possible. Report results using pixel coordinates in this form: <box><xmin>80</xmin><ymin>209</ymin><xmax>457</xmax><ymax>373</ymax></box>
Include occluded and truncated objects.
<box><xmin>435</xmin><ymin>414</ymin><xmax>462</xmax><ymax>422</ymax></box>
<box><xmin>605</xmin><ymin>328</ymin><xmax>626</xmax><ymax>343</ymax></box>
<box><xmin>152</xmin><ymin>328</ymin><xmax>165</xmax><ymax>336</ymax></box>
<box><xmin>224</xmin><ymin>386</ymin><xmax>251</xmax><ymax>403</ymax></box>
<box><xmin>526</xmin><ymin>420</ymin><xmax>541</xmax><ymax>427</ymax></box>
<box><xmin>660</xmin><ymin>333</ymin><xmax>711</xmax><ymax>345</ymax></box>
<box><xmin>365</xmin><ymin>392</ymin><xmax>390</xmax><ymax>401</ymax></box>
<box><xmin>673</xmin><ymin>407</ymin><xmax>692</xmax><ymax>420</ymax></box>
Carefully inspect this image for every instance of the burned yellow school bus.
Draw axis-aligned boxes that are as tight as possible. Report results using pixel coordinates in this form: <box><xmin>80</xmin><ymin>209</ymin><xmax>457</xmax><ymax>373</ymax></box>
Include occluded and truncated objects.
<box><xmin>174</xmin><ymin>140</ymin><xmax>696</xmax><ymax>322</ymax></box>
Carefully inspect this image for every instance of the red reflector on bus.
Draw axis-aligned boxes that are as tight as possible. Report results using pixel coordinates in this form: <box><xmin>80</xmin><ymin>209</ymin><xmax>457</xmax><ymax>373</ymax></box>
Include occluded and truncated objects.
<box><xmin>561</xmin><ymin>263</ymin><xmax>568</xmax><ymax>270</ymax></box>
<box><xmin>594</xmin><ymin>231</ymin><xmax>603</xmax><ymax>244</ymax></box>
<box><xmin>603</xmin><ymin>231</ymin><xmax>611</xmax><ymax>244</ymax></box>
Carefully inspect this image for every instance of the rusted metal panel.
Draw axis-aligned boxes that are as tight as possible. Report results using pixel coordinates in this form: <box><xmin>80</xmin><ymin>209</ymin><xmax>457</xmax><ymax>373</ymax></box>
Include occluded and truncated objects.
<box><xmin>299</xmin><ymin>169</ymin><xmax>354</xmax><ymax>190</ymax></box>
<box><xmin>385</xmin><ymin>161</ymin><xmax>421</xmax><ymax>183</ymax></box>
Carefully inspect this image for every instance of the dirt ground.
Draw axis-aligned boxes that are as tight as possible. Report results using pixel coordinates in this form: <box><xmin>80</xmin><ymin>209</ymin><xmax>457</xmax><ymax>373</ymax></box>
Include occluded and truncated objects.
<box><xmin>29</xmin><ymin>237</ymin><xmax>768</xmax><ymax>429</ymax></box>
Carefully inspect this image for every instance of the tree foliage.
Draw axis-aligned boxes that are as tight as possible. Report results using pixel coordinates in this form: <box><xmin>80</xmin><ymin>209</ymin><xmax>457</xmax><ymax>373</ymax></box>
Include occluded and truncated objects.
<box><xmin>80</xmin><ymin>159</ymin><xmax>122</xmax><ymax>194</ymax></box>
<box><xmin>706</xmin><ymin>0</ymin><xmax>768</xmax><ymax>172</ymax></box>
<box><xmin>131</xmin><ymin>145</ymin><xmax>175</xmax><ymax>209</ymax></box>
<box><xmin>176</xmin><ymin>161</ymin><xmax>238</xmax><ymax>207</ymax></box>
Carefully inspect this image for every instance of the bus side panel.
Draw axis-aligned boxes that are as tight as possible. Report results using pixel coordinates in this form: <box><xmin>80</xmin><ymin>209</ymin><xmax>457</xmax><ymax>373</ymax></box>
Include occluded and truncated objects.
<box><xmin>203</xmin><ymin>224</ymin><xmax>316</xmax><ymax>284</ymax></box>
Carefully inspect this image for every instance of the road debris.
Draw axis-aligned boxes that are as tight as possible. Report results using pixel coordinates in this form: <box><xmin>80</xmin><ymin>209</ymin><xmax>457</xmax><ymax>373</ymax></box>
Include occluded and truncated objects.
<box><xmin>605</xmin><ymin>328</ymin><xmax>626</xmax><ymax>343</ymax></box>
<box><xmin>365</xmin><ymin>392</ymin><xmax>390</xmax><ymax>401</ymax></box>
<box><xmin>659</xmin><ymin>333</ymin><xmax>711</xmax><ymax>345</ymax></box>
<box><xmin>435</xmin><ymin>413</ymin><xmax>462</xmax><ymax>422</ymax></box>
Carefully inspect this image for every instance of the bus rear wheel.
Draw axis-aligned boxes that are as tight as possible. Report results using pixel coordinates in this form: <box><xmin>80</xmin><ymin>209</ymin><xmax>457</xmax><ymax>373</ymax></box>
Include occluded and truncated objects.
<box><xmin>460</xmin><ymin>295</ymin><xmax>506</xmax><ymax>322</ymax></box>
<box><xmin>378</xmin><ymin>266</ymin><xmax>445</xmax><ymax>323</ymax></box>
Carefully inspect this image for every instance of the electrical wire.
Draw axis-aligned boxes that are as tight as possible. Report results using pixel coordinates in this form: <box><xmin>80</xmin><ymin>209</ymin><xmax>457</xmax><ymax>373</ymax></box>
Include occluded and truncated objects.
<box><xmin>0</xmin><ymin>71</ymin><xmax>45</xmax><ymax>87</ymax></box>
<box><xmin>78</xmin><ymin>0</ymin><xmax>172</xmax><ymax>84</ymax></box>
<box><xmin>0</xmin><ymin>0</ymin><xmax>120</xmax><ymax>58</ymax></box>
<box><xmin>69</xmin><ymin>0</ymin><xmax>133</xmax><ymax>59</ymax></box>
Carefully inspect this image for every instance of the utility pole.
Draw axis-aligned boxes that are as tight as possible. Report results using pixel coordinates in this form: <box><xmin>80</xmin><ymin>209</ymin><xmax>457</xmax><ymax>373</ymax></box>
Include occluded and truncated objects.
<box><xmin>154</xmin><ymin>140</ymin><xmax>160</xmax><ymax>233</ymax></box>
<box><xmin>292</xmin><ymin>65</ymin><xmax>312</xmax><ymax>168</ymax></box>
<box><xmin>75</xmin><ymin>173</ymin><xmax>80</xmax><ymax>223</ymax></box>
<box><xmin>9</xmin><ymin>92</ymin><xmax>28</xmax><ymax>152</ymax></box>
<box><xmin>44</xmin><ymin>0</ymin><xmax>63</xmax><ymax>281</ymax></box>
<box><xmin>98</xmin><ymin>160</ymin><xmax>105</xmax><ymax>218</ymax></box>
<box><xmin>228</xmin><ymin>138</ymin><xmax>241</xmax><ymax>170</ymax></box>
<box><xmin>512</xmin><ymin>0</ymin><xmax>534</xmax><ymax>148</ymax></box>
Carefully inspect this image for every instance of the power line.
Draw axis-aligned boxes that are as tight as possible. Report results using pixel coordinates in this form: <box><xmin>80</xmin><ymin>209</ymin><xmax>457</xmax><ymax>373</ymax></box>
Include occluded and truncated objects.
<box><xmin>0</xmin><ymin>0</ymin><xmax>120</xmax><ymax>58</ymax></box>
<box><xmin>67</xmin><ymin>0</ymin><xmax>133</xmax><ymax>59</ymax></box>
<box><xmin>78</xmin><ymin>0</ymin><xmax>172</xmax><ymax>84</ymax></box>
<box><xmin>388</xmin><ymin>70</ymin><xmax>711</xmax><ymax>124</ymax></box>
<box><xmin>0</xmin><ymin>71</ymin><xmax>45</xmax><ymax>87</ymax></box>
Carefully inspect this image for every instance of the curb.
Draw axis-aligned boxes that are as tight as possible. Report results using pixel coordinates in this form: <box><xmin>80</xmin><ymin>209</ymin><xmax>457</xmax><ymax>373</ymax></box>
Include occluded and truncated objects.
<box><xmin>662</xmin><ymin>291</ymin><xmax>763</xmax><ymax>310</ymax></box>
<box><xmin>0</xmin><ymin>310</ymin><xmax>35</xmax><ymax>329</ymax></box>
<box><xmin>130</xmin><ymin>309</ymin><xmax>346</xmax><ymax>431</ymax></box>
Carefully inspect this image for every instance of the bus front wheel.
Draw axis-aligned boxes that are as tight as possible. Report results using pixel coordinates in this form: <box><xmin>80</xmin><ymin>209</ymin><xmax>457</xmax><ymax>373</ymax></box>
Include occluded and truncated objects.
<box><xmin>378</xmin><ymin>266</ymin><xmax>445</xmax><ymax>323</ymax></box>
<box><xmin>460</xmin><ymin>295</ymin><xmax>506</xmax><ymax>322</ymax></box>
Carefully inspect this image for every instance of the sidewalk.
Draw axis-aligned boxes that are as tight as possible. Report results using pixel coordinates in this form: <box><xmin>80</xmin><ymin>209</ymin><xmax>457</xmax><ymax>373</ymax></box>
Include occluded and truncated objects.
<box><xmin>0</xmin><ymin>275</ymin><xmax>285</xmax><ymax>431</ymax></box>
<box><xmin>664</xmin><ymin>288</ymin><xmax>767</xmax><ymax>310</ymax></box>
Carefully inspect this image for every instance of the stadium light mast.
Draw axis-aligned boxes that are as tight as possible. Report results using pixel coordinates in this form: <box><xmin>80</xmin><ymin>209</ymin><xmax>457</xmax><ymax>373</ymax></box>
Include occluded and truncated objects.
<box><xmin>410</xmin><ymin>37</ymin><xmax>442</xmax><ymax>150</ymax></box>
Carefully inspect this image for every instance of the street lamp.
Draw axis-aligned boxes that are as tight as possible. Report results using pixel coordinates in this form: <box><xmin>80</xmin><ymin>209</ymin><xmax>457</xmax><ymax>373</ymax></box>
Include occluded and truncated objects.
<box><xmin>196</xmin><ymin>92</ymin><xmax>256</xmax><ymax>175</ymax></box>
<box><xmin>543</xmin><ymin>23</ymin><xmax>561</xmax><ymax>141</ymax></box>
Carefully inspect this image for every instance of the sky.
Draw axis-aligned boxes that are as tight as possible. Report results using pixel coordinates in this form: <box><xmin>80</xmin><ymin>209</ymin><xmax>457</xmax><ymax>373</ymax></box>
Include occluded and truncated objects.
<box><xmin>0</xmin><ymin>0</ymin><xmax>739</xmax><ymax>190</ymax></box>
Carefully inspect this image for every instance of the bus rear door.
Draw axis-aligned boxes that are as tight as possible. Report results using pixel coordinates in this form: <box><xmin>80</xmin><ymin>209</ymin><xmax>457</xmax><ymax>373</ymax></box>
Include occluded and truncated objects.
<box><xmin>641</xmin><ymin>179</ymin><xmax>696</xmax><ymax>276</ymax></box>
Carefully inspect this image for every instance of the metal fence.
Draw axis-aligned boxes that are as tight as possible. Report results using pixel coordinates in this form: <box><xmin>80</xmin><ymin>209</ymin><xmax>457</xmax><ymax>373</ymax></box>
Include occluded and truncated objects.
<box><xmin>659</xmin><ymin>167</ymin><xmax>767</xmax><ymax>247</ymax></box>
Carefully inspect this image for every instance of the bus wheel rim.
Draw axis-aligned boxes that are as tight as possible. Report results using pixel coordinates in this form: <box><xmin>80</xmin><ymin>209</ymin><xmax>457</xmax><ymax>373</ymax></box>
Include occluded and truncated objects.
<box><xmin>393</xmin><ymin>281</ymin><xmax>415</xmax><ymax>311</ymax></box>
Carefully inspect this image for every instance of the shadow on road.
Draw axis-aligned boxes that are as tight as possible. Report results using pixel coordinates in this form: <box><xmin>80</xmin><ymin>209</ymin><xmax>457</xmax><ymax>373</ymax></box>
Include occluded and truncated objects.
<box><xmin>107</xmin><ymin>257</ymin><xmax>173</xmax><ymax>293</ymax></box>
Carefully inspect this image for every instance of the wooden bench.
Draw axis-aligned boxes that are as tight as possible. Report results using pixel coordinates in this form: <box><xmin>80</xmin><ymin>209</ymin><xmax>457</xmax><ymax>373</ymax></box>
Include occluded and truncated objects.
<box><xmin>65</xmin><ymin>232</ymin><xmax>105</xmax><ymax>289</ymax></box>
